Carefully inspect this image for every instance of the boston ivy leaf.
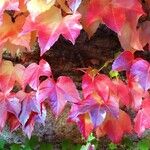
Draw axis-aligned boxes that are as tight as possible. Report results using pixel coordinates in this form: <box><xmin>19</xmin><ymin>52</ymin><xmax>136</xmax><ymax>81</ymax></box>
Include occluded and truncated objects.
<box><xmin>128</xmin><ymin>80</ymin><xmax>144</xmax><ymax>110</ymax></box>
<box><xmin>23</xmin><ymin>104</ymin><xmax>46</xmax><ymax>138</ymax></box>
<box><xmin>0</xmin><ymin>60</ymin><xmax>25</xmax><ymax>93</ymax></box>
<box><xmin>113</xmin><ymin>79</ymin><xmax>131</xmax><ymax>106</ymax></box>
<box><xmin>134</xmin><ymin>98</ymin><xmax>150</xmax><ymax>137</ymax></box>
<box><xmin>24</xmin><ymin>59</ymin><xmax>51</xmax><ymax>90</ymax></box>
<box><xmin>17</xmin><ymin>91</ymin><xmax>41</xmax><ymax>126</ymax></box>
<box><xmin>97</xmin><ymin>110</ymin><xmax>132</xmax><ymax>143</ymax></box>
<box><xmin>130</xmin><ymin>59</ymin><xmax>150</xmax><ymax>91</ymax></box>
<box><xmin>59</xmin><ymin>12</ymin><xmax>82</xmax><ymax>44</ymax></box>
<box><xmin>112</xmin><ymin>51</ymin><xmax>134</xmax><ymax>72</ymax></box>
<box><xmin>77</xmin><ymin>113</ymin><xmax>94</xmax><ymax>139</ymax></box>
<box><xmin>94</xmin><ymin>75</ymin><xmax>119</xmax><ymax>118</ymax></box>
<box><xmin>23</xmin><ymin>112</ymin><xmax>37</xmax><ymax>139</ymax></box>
<box><xmin>26</xmin><ymin>0</ymin><xmax>55</xmax><ymax>21</ymax></box>
<box><xmin>7</xmin><ymin>94</ymin><xmax>21</xmax><ymax>116</ymax></box>
<box><xmin>37</xmin><ymin>76</ymin><xmax>80</xmax><ymax>117</ymax></box>
<box><xmin>21</xmin><ymin>6</ymin><xmax>82</xmax><ymax>55</ymax></box>
<box><xmin>0</xmin><ymin>97</ymin><xmax>7</xmax><ymax>131</ymax></box>
<box><xmin>85</xmin><ymin>0</ymin><xmax>126</xmax><ymax>34</ymax></box>
<box><xmin>7</xmin><ymin>113</ymin><xmax>20</xmax><ymax>132</ymax></box>
<box><xmin>67</xmin><ymin>96</ymin><xmax>97</xmax><ymax>123</ymax></box>
<box><xmin>89</xmin><ymin>106</ymin><xmax>106</xmax><ymax>128</ymax></box>
<box><xmin>0</xmin><ymin>0</ymin><xmax>19</xmax><ymax>25</ymax></box>
<box><xmin>21</xmin><ymin>6</ymin><xmax>62</xmax><ymax>55</ymax></box>
<box><xmin>0</xmin><ymin>92</ymin><xmax>21</xmax><ymax>132</ymax></box>
<box><xmin>82</xmin><ymin>73</ymin><xmax>95</xmax><ymax>99</ymax></box>
<box><xmin>0</xmin><ymin>11</ymin><xmax>29</xmax><ymax>49</ymax></box>
<box><xmin>82</xmin><ymin>70</ymin><xmax>119</xmax><ymax>118</ymax></box>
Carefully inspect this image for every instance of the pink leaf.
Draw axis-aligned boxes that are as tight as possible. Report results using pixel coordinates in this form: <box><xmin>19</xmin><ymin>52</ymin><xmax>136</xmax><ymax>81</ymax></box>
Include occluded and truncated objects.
<box><xmin>17</xmin><ymin>91</ymin><xmax>41</xmax><ymax>125</ymax></box>
<box><xmin>0</xmin><ymin>92</ymin><xmax>21</xmax><ymax>132</ymax></box>
<box><xmin>0</xmin><ymin>97</ymin><xmax>7</xmax><ymax>131</ymax></box>
<box><xmin>104</xmin><ymin>110</ymin><xmax>132</xmax><ymax>143</ymax></box>
<box><xmin>7</xmin><ymin>113</ymin><xmax>20</xmax><ymax>132</ymax></box>
<box><xmin>113</xmin><ymin>79</ymin><xmax>131</xmax><ymax>106</ymax></box>
<box><xmin>59</xmin><ymin>12</ymin><xmax>82</xmax><ymax>44</ymax></box>
<box><xmin>23</xmin><ymin>113</ymin><xmax>36</xmax><ymax>139</ymax></box>
<box><xmin>134</xmin><ymin>98</ymin><xmax>150</xmax><ymax>136</ymax></box>
<box><xmin>89</xmin><ymin>106</ymin><xmax>106</xmax><ymax>128</ymax></box>
<box><xmin>112</xmin><ymin>51</ymin><xmax>134</xmax><ymax>72</ymax></box>
<box><xmin>77</xmin><ymin>113</ymin><xmax>94</xmax><ymax>139</ymax></box>
<box><xmin>128</xmin><ymin>80</ymin><xmax>144</xmax><ymax>110</ymax></box>
<box><xmin>82</xmin><ymin>73</ymin><xmax>95</xmax><ymax>98</ymax></box>
<box><xmin>24</xmin><ymin>59</ymin><xmax>51</xmax><ymax>90</ymax></box>
<box><xmin>37</xmin><ymin>76</ymin><xmax>80</xmax><ymax>117</ymax></box>
<box><xmin>21</xmin><ymin>6</ymin><xmax>82</xmax><ymax>55</ymax></box>
<box><xmin>130</xmin><ymin>59</ymin><xmax>150</xmax><ymax>91</ymax></box>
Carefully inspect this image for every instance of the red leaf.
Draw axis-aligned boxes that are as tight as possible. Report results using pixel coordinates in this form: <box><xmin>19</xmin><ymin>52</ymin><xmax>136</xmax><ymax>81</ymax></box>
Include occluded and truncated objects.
<box><xmin>89</xmin><ymin>106</ymin><xmax>106</xmax><ymax>128</ymax></box>
<box><xmin>113</xmin><ymin>79</ymin><xmax>131</xmax><ymax>106</ymax></box>
<box><xmin>94</xmin><ymin>74</ymin><xmax>116</xmax><ymax>101</ymax></box>
<box><xmin>84</xmin><ymin>0</ymin><xmax>143</xmax><ymax>34</ymax></box>
<box><xmin>134</xmin><ymin>98</ymin><xmax>150</xmax><ymax>136</ymax></box>
<box><xmin>112</xmin><ymin>51</ymin><xmax>134</xmax><ymax>72</ymax></box>
<box><xmin>7</xmin><ymin>113</ymin><xmax>20</xmax><ymax>132</ymax></box>
<box><xmin>67</xmin><ymin>96</ymin><xmax>98</xmax><ymax>122</ymax></box>
<box><xmin>101</xmin><ymin>4</ymin><xmax>125</xmax><ymax>34</ymax></box>
<box><xmin>103</xmin><ymin>110</ymin><xmax>132</xmax><ymax>143</ymax></box>
<box><xmin>23</xmin><ymin>112</ymin><xmax>36</xmax><ymax>139</ymax></box>
<box><xmin>21</xmin><ymin>6</ymin><xmax>82</xmax><ymax>55</ymax></box>
<box><xmin>24</xmin><ymin>59</ymin><xmax>51</xmax><ymax>90</ymax></box>
<box><xmin>22</xmin><ymin>104</ymin><xmax>46</xmax><ymax>138</ymax></box>
<box><xmin>0</xmin><ymin>96</ymin><xmax>7</xmax><ymax>131</ymax></box>
<box><xmin>0</xmin><ymin>91</ymin><xmax>21</xmax><ymax>132</ymax></box>
<box><xmin>82</xmin><ymin>71</ymin><xmax>119</xmax><ymax>118</ymax></box>
<box><xmin>59</xmin><ymin>12</ymin><xmax>82</xmax><ymax>44</ymax></box>
<box><xmin>128</xmin><ymin>80</ymin><xmax>144</xmax><ymax>110</ymax></box>
<box><xmin>35</xmin><ymin>103</ymin><xmax>47</xmax><ymax>125</ymax></box>
<box><xmin>7</xmin><ymin>93</ymin><xmax>21</xmax><ymax>116</ymax></box>
<box><xmin>49</xmin><ymin>76</ymin><xmax>79</xmax><ymax>116</ymax></box>
<box><xmin>37</xmin><ymin>76</ymin><xmax>80</xmax><ymax>117</ymax></box>
<box><xmin>36</xmin><ymin>78</ymin><xmax>55</xmax><ymax>103</ymax></box>
<box><xmin>17</xmin><ymin>91</ymin><xmax>41</xmax><ymax>125</ymax></box>
<box><xmin>82</xmin><ymin>73</ymin><xmax>95</xmax><ymax>98</ymax></box>
<box><xmin>130</xmin><ymin>59</ymin><xmax>150</xmax><ymax>91</ymax></box>
<box><xmin>118</xmin><ymin>10</ymin><xmax>143</xmax><ymax>51</ymax></box>
<box><xmin>94</xmin><ymin>75</ymin><xmax>119</xmax><ymax>117</ymax></box>
<box><xmin>77</xmin><ymin>113</ymin><xmax>94</xmax><ymax>139</ymax></box>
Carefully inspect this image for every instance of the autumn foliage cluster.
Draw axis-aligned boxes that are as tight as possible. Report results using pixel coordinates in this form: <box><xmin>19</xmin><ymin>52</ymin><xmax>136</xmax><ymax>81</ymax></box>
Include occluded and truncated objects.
<box><xmin>0</xmin><ymin>0</ymin><xmax>150</xmax><ymax>144</ymax></box>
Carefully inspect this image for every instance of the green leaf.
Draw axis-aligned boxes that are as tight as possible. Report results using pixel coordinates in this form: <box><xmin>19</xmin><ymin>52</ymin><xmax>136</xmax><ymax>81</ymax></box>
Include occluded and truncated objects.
<box><xmin>137</xmin><ymin>138</ymin><xmax>150</xmax><ymax>150</ymax></box>
<box><xmin>22</xmin><ymin>145</ymin><xmax>32</xmax><ymax>150</ymax></box>
<box><xmin>108</xmin><ymin>143</ymin><xmax>117</xmax><ymax>150</ymax></box>
<box><xmin>10</xmin><ymin>144</ymin><xmax>22</xmax><ymax>150</ymax></box>
<box><xmin>61</xmin><ymin>140</ymin><xmax>82</xmax><ymax>150</ymax></box>
<box><xmin>122</xmin><ymin>137</ymin><xmax>134</xmax><ymax>149</ymax></box>
<box><xmin>27</xmin><ymin>136</ymin><xmax>38</xmax><ymax>149</ymax></box>
<box><xmin>109</xmin><ymin>70</ymin><xmax>119</xmax><ymax>78</ymax></box>
<box><xmin>40</xmin><ymin>142</ymin><xmax>53</xmax><ymax>150</ymax></box>
<box><xmin>0</xmin><ymin>138</ymin><xmax>6</xmax><ymax>150</ymax></box>
<box><xmin>80</xmin><ymin>143</ymin><xmax>91</xmax><ymax>150</ymax></box>
<box><xmin>87</xmin><ymin>133</ymin><xmax>95</xmax><ymax>142</ymax></box>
